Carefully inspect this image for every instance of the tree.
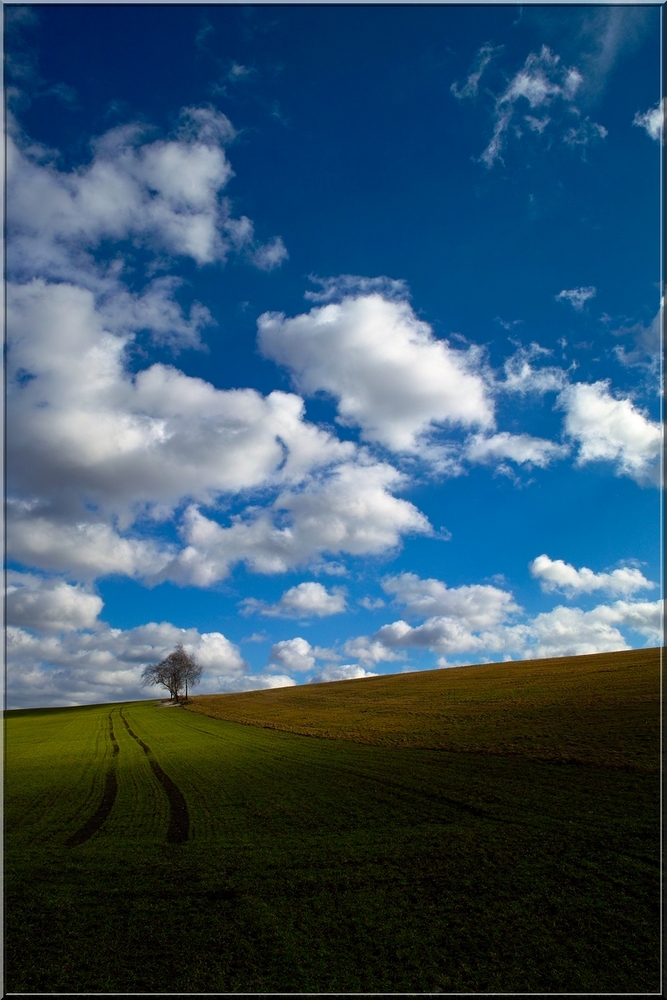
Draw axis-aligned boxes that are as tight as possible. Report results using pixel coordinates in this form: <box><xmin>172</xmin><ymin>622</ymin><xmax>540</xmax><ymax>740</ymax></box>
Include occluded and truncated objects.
<box><xmin>176</xmin><ymin>643</ymin><xmax>203</xmax><ymax>702</ymax></box>
<box><xmin>141</xmin><ymin>643</ymin><xmax>202</xmax><ymax>703</ymax></box>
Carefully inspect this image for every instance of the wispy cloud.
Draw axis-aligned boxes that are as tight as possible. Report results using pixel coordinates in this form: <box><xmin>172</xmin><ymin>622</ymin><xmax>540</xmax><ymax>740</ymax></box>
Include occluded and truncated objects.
<box><xmin>455</xmin><ymin>44</ymin><xmax>608</xmax><ymax>168</ymax></box>
<box><xmin>450</xmin><ymin>43</ymin><xmax>502</xmax><ymax>100</ymax></box>
<box><xmin>556</xmin><ymin>286</ymin><xmax>596</xmax><ymax>310</ymax></box>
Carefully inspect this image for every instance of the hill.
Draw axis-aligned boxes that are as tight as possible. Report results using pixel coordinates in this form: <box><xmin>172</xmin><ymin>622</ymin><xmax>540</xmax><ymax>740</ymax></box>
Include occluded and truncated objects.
<box><xmin>185</xmin><ymin>647</ymin><xmax>661</xmax><ymax>771</ymax></box>
<box><xmin>4</xmin><ymin>647</ymin><xmax>660</xmax><ymax>993</ymax></box>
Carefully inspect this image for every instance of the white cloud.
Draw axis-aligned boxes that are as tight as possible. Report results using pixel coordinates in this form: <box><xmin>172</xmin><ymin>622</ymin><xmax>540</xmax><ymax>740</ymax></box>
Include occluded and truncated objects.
<box><xmin>97</xmin><ymin>276</ymin><xmax>215</xmax><ymax>352</ymax></box>
<box><xmin>353</xmin><ymin>568</ymin><xmax>661</xmax><ymax>665</ymax></box>
<box><xmin>7</xmin><ymin>509</ymin><xmax>175</xmax><ymax>582</ymax></box>
<box><xmin>612</xmin><ymin>301</ymin><xmax>662</xmax><ymax>374</ymax></box>
<box><xmin>382</xmin><ymin>572</ymin><xmax>519</xmax><ymax>627</ymax></box>
<box><xmin>7</xmin><ymin>619</ymin><xmax>248</xmax><ymax>709</ymax></box>
<box><xmin>7</xmin><ymin>278</ymin><xmax>358</xmax><ymax>577</ymax></box>
<box><xmin>358</xmin><ymin>596</ymin><xmax>386</xmax><ymax>610</ymax></box>
<box><xmin>562</xmin><ymin>118</ymin><xmax>607</xmax><ymax>147</ymax></box>
<box><xmin>520</xmin><ymin>600</ymin><xmax>663</xmax><ymax>658</ymax></box>
<box><xmin>529</xmin><ymin>554</ymin><xmax>655</xmax><ymax>597</ymax></box>
<box><xmin>251</xmin><ymin>236</ymin><xmax>289</xmax><ymax>271</ymax></box>
<box><xmin>228</xmin><ymin>63</ymin><xmax>256</xmax><ymax>81</ymax></box>
<box><xmin>268</xmin><ymin>637</ymin><xmax>316</xmax><ymax>673</ymax></box>
<box><xmin>451</xmin><ymin>43</ymin><xmax>502</xmax><ymax>100</ymax></box>
<box><xmin>633</xmin><ymin>99</ymin><xmax>663</xmax><ymax>142</ymax></box>
<box><xmin>169</xmin><ymin>461</ymin><xmax>431</xmax><ymax>585</ymax></box>
<box><xmin>309</xmin><ymin>664</ymin><xmax>378</xmax><ymax>684</ymax></box>
<box><xmin>341</xmin><ymin>636</ymin><xmax>404</xmax><ymax>666</ymax></box>
<box><xmin>6</xmin><ymin>572</ymin><xmax>104</xmax><ymax>633</ymax></box>
<box><xmin>471</xmin><ymin>46</ymin><xmax>606</xmax><ymax>168</ymax></box>
<box><xmin>8</xmin><ymin>106</ymin><xmax>287</xmax><ymax>278</ymax></box>
<box><xmin>557</xmin><ymin>380</ymin><xmax>662</xmax><ymax>486</ymax></box>
<box><xmin>369</xmin><ymin>597</ymin><xmax>662</xmax><ymax>664</ymax></box>
<box><xmin>258</xmin><ymin>292</ymin><xmax>494</xmax><ymax>453</ymax></box>
<box><xmin>556</xmin><ymin>286</ymin><xmax>596</xmax><ymax>310</ymax></box>
<box><xmin>499</xmin><ymin>344</ymin><xmax>569</xmax><ymax>395</ymax></box>
<box><xmin>375</xmin><ymin>617</ymin><xmax>489</xmax><ymax>657</ymax></box>
<box><xmin>593</xmin><ymin>599</ymin><xmax>663</xmax><ymax>644</ymax></box>
<box><xmin>464</xmin><ymin>432</ymin><xmax>569</xmax><ymax>469</ymax></box>
<box><xmin>241</xmin><ymin>581</ymin><xmax>347</xmax><ymax>618</ymax></box>
<box><xmin>305</xmin><ymin>274</ymin><xmax>410</xmax><ymax>304</ymax></box>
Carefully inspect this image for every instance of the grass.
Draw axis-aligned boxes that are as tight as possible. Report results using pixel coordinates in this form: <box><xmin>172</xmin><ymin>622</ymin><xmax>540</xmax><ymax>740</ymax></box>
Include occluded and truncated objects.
<box><xmin>187</xmin><ymin>647</ymin><xmax>660</xmax><ymax>770</ymax></box>
<box><xmin>4</xmin><ymin>648</ymin><xmax>661</xmax><ymax>993</ymax></box>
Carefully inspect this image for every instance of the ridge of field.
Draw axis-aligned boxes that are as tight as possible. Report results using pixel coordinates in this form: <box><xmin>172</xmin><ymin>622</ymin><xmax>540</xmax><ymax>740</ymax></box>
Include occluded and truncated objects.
<box><xmin>4</xmin><ymin>649</ymin><xmax>660</xmax><ymax>993</ymax></box>
<box><xmin>185</xmin><ymin>647</ymin><xmax>661</xmax><ymax>772</ymax></box>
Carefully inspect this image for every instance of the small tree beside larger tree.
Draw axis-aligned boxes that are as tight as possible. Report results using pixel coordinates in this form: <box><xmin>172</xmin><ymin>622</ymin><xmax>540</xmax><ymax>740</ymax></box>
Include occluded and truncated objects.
<box><xmin>141</xmin><ymin>643</ymin><xmax>203</xmax><ymax>703</ymax></box>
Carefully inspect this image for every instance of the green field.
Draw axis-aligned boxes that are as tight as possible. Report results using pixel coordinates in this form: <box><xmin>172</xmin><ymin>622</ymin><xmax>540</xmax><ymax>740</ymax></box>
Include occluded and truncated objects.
<box><xmin>4</xmin><ymin>648</ymin><xmax>661</xmax><ymax>993</ymax></box>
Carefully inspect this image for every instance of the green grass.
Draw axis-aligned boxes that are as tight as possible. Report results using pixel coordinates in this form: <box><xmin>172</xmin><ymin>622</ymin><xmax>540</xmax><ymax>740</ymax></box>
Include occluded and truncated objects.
<box><xmin>4</xmin><ymin>649</ymin><xmax>661</xmax><ymax>992</ymax></box>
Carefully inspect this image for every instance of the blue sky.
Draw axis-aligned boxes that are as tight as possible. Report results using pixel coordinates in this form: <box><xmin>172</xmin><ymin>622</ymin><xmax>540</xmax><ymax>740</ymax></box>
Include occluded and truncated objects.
<box><xmin>5</xmin><ymin>3</ymin><xmax>663</xmax><ymax>709</ymax></box>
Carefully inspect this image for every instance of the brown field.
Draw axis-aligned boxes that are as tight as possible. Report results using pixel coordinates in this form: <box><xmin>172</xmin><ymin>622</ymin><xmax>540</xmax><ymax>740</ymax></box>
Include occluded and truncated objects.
<box><xmin>185</xmin><ymin>647</ymin><xmax>661</xmax><ymax>772</ymax></box>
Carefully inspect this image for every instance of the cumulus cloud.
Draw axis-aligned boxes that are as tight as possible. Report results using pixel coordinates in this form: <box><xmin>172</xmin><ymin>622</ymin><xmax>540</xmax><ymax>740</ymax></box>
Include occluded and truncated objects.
<box><xmin>6</xmin><ymin>572</ymin><xmax>104</xmax><ymax>633</ymax></box>
<box><xmin>240</xmin><ymin>581</ymin><xmax>347</xmax><ymax>618</ymax></box>
<box><xmin>368</xmin><ymin>597</ymin><xmax>662</xmax><ymax>664</ymax></box>
<box><xmin>8</xmin><ymin>106</ymin><xmax>287</xmax><ymax>279</ymax></box>
<box><xmin>97</xmin><ymin>276</ymin><xmax>215</xmax><ymax>352</ymax></box>
<box><xmin>633</xmin><ymin>99</ymin><xmax>663</xmax><ymax>142</ymax></box>
<box><xmin>348</xmin><ymin>569</ymin><xmax>662</xmax><ymax>665</ymax></box>
<box><xmin>556</xmin><ymin>286</ymin><xmax>596</xmax><ymax>310</ymax></box>
<box><xmin>309</xmin><ymin>664</ymin><xmax>378</xmax><ymax>684</ymax></box>
<box><xmin>7</xmin><ymin>509</ymin><xmax>175</xmax><ymax>582</ymax></box>
<box><xmin>268</xmin><ymin>637</ymin><xmax>316</xmax><ymax>673</ymax></box>
<box><xmin>375</xmin><ymin>617</ymin><xmax>490</xmax><ymax>657</ymax></box>
<box><xmin>464</xmin><ymin>432</ymin><xmax>569</xmax><ymax>469</ymax></box>
<box><xmin>169</xmin><ymin>461</ymin><xmax>431</xmax><ymax>585</ymax></box>
<box><xmin>529</xmin><ymin>554</ymin><xmax>655</xmax><ymax>597</ymax></box>
<box><xmin>258</xmin><ymin>292</ymin><xmax>494</xmax><ymax>454</ymax></box>
<box><xmin>7</xmin><ymin>620</ymin><xmax>249</xmax><ymax>709</ymax></box>
<box><xmin>341</xmin><ymin>635</ymin><xmax>405</xmax><ymax>666</ymax></box>
<box><xmin>358</xmin><ymin>596</ymin><xmax>386</xmax><ymax>610</ymax></box>
<box><xmin>557</xmin><ymin>380</ymin><xmax>662</xmax><ymax>486</ymax></box>
<box><xmin>593</xmin><ymin>599</ymin><xmax>663</xmax><ymax>644</ymax></box>
<box><xmin>7</xmin><ymin>278</ymin><xmax>358</xmax><ymax>577</ymax></box>
<box><xmin>519</xmin><ymin>600</ymin><xmax>663</xmax><ymax>658</ymax></box>
<box><xmin>382</xmin><ymin>572</ymin><xmax>519</xmax><ymax>627</ymax></box>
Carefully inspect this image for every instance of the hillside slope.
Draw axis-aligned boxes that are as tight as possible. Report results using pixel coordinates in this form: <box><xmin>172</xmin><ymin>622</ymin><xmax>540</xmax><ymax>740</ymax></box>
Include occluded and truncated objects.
<box><xmin>185</xmin><ymin>647</ymin><xmax>661</xmax><ymax>771</ymax></box>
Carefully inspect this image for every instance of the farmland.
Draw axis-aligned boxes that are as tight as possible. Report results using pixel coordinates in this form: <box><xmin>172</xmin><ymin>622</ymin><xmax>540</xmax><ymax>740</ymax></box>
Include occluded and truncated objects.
<box><xmin>4</xmin><ymin>648</ymin><xmax>661</xmax><ymax>993</ymax></box>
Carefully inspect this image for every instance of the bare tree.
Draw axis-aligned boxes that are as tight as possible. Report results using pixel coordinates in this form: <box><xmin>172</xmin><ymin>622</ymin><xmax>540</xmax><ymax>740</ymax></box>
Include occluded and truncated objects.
<box><xmin>141</xmin><ymin>643</ymin><xmax>202</xmax><ymax>703</ymax></box>
<box><xmin>171</xmin><ymin>643</ymin><xmax>203</xmax><ymax>702</ymax></box>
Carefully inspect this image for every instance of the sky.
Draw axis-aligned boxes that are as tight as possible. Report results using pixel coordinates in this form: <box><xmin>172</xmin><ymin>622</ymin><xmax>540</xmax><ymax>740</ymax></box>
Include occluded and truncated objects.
<box><xmin>5</xmin><ymin>2</ymin><xmax>663</xmax><ymax>709</ymax></box>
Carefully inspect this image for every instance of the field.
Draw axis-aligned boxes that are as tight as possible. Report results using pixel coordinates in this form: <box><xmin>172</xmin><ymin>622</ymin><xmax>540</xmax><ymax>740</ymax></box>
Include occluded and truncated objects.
<box><xmin>4</xmin><ymin>648</ymin><xmax>661</xmax><ymax>993</ymax></box>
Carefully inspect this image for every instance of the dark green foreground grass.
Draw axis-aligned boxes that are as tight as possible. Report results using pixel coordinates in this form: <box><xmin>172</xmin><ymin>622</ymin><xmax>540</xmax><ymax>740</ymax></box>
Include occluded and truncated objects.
<box><xmin>4</xmin><ymin>650</ymin><xmax>661</xmax><ymax>993</ymax></box>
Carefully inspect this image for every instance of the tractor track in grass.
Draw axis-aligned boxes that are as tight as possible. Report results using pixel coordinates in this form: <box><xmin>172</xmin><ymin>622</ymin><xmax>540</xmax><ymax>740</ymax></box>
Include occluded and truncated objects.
<box><xmin>66</xmin><ymin>711</ymin><xmax>118</xmax><ymax>847</ymax></box>
<box><xmin>119</xmin><ymin>707</ymin><xmax>189</xmax><ymax>843</ymax></box>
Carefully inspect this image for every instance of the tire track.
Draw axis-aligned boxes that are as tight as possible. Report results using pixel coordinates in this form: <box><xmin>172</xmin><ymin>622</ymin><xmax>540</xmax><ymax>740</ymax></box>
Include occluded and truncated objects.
<box><xmin>66</xmin><ymin>711</ymin><xmax>118</xmax><ymax>847</ymax></box>
<box><xmin>119</xmin><ymin>707</ymin><xmax>189</xmax><ymax>843</ymax></box>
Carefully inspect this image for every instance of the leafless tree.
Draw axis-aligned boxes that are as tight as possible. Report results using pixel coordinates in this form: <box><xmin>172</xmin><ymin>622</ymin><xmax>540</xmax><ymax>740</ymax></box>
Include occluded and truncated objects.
<box><xmin>141</xmin><ymin>643</ymin><xmax>202</xmax><ymax>703</ymax></box>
